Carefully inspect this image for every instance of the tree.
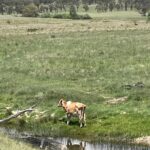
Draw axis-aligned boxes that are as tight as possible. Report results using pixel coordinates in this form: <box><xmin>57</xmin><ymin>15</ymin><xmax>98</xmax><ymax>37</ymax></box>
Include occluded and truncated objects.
<box><xmin>135</xmin><ymin>0</ymin><xmax>150</xmax><ymax>16</ymax></box>
<box><xmin>83</xmin><ymin>4</ymin><xmax>89</xmax><ymax>12</ymax></box>
<box><xmin>125</xmin><ymin>0</ymin><xmax>128</xmax><ymax>11</ymax></box>
<box><xmin>15</xmin><ymin>0</ymin><xmax>24</xmax><ymax>14</ymax></box>
<box><xmin>22</xmin><ymin>3</ymin><xmax>39</xmax><ymax>17</ymax></box>
<box><xmin>109</xmin><ymin>2</ymin><xmax>114</xmax><ymax>11</ymax></box>
<box><xmin>69</xmin><ymin>5</ymin><xmax>77</xmax><ymax>18</ymax></box>
<box><xmin>147</xmin><ymin>11</ymin><xmax>150</xmax><ymax>21</ymax></box>
<box><xmin>0</xmin><ymin>3</ymin><xmax>5</xmax><ymax>15</ymax></box>
<box><xmin>7</xmin><ymin>6</ymin><xmax>14</xmax><ymax>14</ymax></box>
<box><xmin>95</xmin><ymin>4</ymin><xmax>102</xmax><ymax>12</ymax></box>
<box><xmin>0</xmin><ymin>105</ymin><xmax>36</xmax><ymax>124</ymax></box>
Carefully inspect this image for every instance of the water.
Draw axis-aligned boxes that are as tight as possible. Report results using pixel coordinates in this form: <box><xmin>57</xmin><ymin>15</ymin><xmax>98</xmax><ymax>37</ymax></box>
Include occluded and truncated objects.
<box><xmin>0</xmin><ymin>127</ymin><xmax>150</xmax><ymax>150</ymax></box>
<box><xmin>22</xmin><ymin>136</ymin><xmax>150</xmax><ymax>150</ymax></box>
<box><xmin>54</xmin><ymin>137</ymin><xmax>150</xmax><ymax>150</ymax></box>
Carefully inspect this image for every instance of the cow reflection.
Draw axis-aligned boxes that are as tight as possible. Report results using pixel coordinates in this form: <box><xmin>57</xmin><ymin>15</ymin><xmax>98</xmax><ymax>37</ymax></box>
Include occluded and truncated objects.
<box><xmin>39</xmin><ymin>138</ymin><xmax>67</xmax><ymax>150</ymax></box>
<box><xmin>39</xmin><ymin>138</ymin><xmax>86</xmax><ymax>150</ymax></box>
<box><xmin>66</xmin><ymin>139</ymin><xmax>86</xmax><ymax>150</ymax></box>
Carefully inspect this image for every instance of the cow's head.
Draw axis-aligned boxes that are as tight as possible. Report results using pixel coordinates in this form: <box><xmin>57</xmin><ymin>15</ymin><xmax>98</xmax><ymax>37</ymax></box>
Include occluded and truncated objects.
<box><xmin>58</xmin><ymin>99</ymin><xmax>66</xmax><ymax>107</ymax></box>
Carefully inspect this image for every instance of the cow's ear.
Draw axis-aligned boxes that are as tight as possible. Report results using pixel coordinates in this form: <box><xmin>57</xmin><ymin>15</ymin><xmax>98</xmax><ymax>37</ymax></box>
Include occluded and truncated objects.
<box><xmin>59</xmin><ymin>99</ymin><xmax>62</xmax><ymax>104</ymax></box>
<box><xmin>60</xmin><ymin>99</ymin><xmax>64</xmax><ymax>105</ymax></box>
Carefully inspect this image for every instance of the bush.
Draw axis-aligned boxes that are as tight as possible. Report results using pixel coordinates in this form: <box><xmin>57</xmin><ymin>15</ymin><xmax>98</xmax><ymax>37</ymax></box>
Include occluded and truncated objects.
<box><xmin>44</xmin><ymin>13</ymin><xmax>92</xmax><ymax>20</ymax></box>
<box><xmin>53</xmin><ymin>13</ymin><xmax>92</xmax><ymax>19</ymax></box>
<box><xmin>40</xmin><ymin>12</ymin><xmax>92</xmax><ymax>20</ymax></box>
<box><xmin>70</xmin><ymin>14</ymin><xmax>92</xmax><ymax>20</ymax></box>
<box><xmin>22</xmin><ymin>3</ymin><xmax>38</xmax><ymax>17</ymax></box>
<box><xmin>53</xmin><ymin>14</ymin><xmax>70</xmax><ymax>19</ymax></box>
<box><xmin>40</xmin><ymin>13</ymin><xmax>52</xmax><ymax>18</ymax></box>
<box><xmin>80</xmin><ymin>14</ymin><xmax>92</xmax><ymax>19</ymax></box>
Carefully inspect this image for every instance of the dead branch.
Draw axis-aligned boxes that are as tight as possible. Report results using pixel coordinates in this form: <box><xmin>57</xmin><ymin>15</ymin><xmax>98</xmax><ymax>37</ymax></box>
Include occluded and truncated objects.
<box><xmin>0</xmin><ymin>105</ymin><xmax>36</xmax><ymax>124</ymax></box>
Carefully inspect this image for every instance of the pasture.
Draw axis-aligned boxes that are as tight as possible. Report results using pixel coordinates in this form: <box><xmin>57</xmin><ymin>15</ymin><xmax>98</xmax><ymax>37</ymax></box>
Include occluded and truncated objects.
<box><xmin>0</xmin><ymin>11</ymin><xmax>150</xmax><ymax>142</ymax></box>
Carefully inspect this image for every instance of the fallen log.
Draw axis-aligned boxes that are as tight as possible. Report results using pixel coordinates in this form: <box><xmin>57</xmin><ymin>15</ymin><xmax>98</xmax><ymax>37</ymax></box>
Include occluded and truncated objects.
<box><xmin>0</xmin><ymin>105</ymin><xmax>36</xmax><ymax>124</ymax></box>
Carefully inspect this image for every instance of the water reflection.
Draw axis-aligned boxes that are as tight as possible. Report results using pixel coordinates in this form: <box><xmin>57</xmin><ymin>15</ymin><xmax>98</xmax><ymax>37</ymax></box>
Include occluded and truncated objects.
<box><xmin>54</xmin><ymin>138</ymin><xmax>150</xmax><ymax>150</ymax></box>
<box><xmin>25</xmin><ymin>137</ymin><xmax>86</xmax><ymax>150</ymax></box>
<box><xmin>66</xmin><ymin>138</ymin><xmax>86</xmax><ymax>150</ymax></box>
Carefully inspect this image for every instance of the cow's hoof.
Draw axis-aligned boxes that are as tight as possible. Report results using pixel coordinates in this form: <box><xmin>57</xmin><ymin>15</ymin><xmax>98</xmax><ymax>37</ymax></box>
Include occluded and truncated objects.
<box><xmin>80</xmin><ymin>125</ymin><xmax>83</xmax><ymax>128</ymax></box>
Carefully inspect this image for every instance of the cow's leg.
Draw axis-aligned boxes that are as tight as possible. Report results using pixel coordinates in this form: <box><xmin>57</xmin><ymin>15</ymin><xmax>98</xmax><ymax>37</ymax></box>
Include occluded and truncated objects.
<box><xmin>79</xmin><ymin>110</ymin><xmax>87</xmax><ymax>128</ymax></box>
<box><xmin>67</xmin><ymin>139</ymin><xmax>72</xmax><ymax>146</ymax></box>
<box><xmin>83</xmin><ymin>113</ymin><xmax>86</xmax><ymax>127</ymax></box>
<box><xmin>79</xmin><ymin>117</ymin><xmax>83</xmax><ymax>128</ymax></box>
<box><xmin>67</xmin><ymin>113</ymin><xmax>71</xmax><ymax>125</ymax></box>
<box><xmin>40</xmin><ymin>139</ymin><xmax>45</xmax><ymax>149</ymax></box>
<box><xmin>78</xmin><ymin>110</ymin><xmax>84</xmax><ymax>128</ymax></box>
<box><xmin>80</xmin><ymin>118</ymin><xmax>84</xmax><ymax>128</ymax></box>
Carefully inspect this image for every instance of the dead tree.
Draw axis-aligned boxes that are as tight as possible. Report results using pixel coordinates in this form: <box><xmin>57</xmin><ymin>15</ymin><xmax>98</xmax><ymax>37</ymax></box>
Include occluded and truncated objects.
<box><xmin>0</xmin><ymin>105</ymin><xmax>36</xmax><ymax>124</ymax></box>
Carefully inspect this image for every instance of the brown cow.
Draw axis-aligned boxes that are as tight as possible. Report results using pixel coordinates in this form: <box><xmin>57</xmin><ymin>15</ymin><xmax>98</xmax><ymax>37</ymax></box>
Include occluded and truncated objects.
<box><xmin>58</xmin><ymin>99</ymin><xmax>86</xmax><ymax>128</ymax></box>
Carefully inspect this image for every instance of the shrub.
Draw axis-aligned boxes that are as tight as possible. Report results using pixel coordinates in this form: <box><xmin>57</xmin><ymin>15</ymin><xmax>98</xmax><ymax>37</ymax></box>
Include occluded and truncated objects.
<box><xmin>27</xmin><ymin>28</ymin><xmax>38</xmax><ymax>32</ymax></box>
<box><xmin>51</xmin><ymin>35</ymin><xmax>56</xmax><ymax>38</ymax></box>
<box><xmin>53</xmin><ymin>13</ymin><xmax>70</xmax><ymax>19</ymax></box>
<box><xmin>80</xmin><ymin>14</ymin><xmax>92</xmax><ymax>19</ymax></box>
<box><xmin>141</xmin><ymin>8</ymin><xmax>147</xmax><ymax>16</ymax></box>
<box><xmin>22</xmin><ymin>3</ymin><xmax>38</xmax><ymax>17</ymax></box>
<box><xmin>6</xmin><ymin>20</ymin><xmax>11</xmax><ymax>24</ymax></box>
<box><xmin>39</xmin><ymin>12</ymin><xmax>92</xmax><ymax>20</ymax></box>
<box><xmin>40</xmin><ymin>13</ymin><xmax>52</xmax><ymax>18</ymax></box>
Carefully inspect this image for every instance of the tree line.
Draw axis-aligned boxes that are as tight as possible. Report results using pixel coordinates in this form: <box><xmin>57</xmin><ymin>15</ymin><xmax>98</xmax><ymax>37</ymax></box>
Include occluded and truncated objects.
<box><xmin>0</xmin><ymin>0</ymin><xmax>150</xmax><ymax>16</ymax></box>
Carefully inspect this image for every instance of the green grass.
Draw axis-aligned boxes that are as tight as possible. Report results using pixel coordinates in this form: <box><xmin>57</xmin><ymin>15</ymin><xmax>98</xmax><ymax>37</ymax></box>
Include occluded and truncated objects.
<box><xmin>0</xmin><ymin>11</ymin><xmax>150</xmax><ymax>142</ymax></box>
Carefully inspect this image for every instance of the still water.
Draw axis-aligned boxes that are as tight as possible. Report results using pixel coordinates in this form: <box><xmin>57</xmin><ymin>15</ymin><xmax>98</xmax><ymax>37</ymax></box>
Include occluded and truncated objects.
<box><xmin>40</xmin><ymin>137</ymin><xmax>150</xmax><ymax>150</ymax></box>
<box><xmin>1</xmin><ymin>127</ymin><xmax>150</xmax><ymax>150</ymax></box>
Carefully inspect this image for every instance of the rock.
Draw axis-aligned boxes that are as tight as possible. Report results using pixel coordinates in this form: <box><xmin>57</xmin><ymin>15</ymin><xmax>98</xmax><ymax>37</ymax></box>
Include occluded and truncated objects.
<box><xmin>123</xmin><ymin>82</ymin><xmax>144</xmax><ymax>90</ymax></box>
<box><xmin>106</xmin><ymin>96</ymin><xmax>128</xmax><ymax>105</ymax></box>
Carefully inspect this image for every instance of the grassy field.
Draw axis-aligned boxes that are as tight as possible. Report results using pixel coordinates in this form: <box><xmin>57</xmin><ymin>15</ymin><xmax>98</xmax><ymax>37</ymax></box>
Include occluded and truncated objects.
<box><xmin>0</xmin><ymin>134</ymin><xmax>36</xmax><ymax>150</ymax></box>
<box><xmin>0</xmin><ymin>11</ymin><xmax>150</xmax><ymax>142</ymax></box>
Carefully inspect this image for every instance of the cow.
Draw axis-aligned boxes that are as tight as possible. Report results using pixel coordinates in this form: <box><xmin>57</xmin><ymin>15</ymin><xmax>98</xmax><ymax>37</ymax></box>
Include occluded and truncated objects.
<box><xmin>58</xmin><ymin>99</ymin><xmax>86</xmax><ymax>128</ymax></box>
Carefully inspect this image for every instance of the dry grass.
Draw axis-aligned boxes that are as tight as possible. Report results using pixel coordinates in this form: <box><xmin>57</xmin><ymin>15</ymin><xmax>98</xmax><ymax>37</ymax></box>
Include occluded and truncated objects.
<box><xmin>0</xmin><ymin>12</ymin><xmax>149</xmax><ymax>36</ymax></box>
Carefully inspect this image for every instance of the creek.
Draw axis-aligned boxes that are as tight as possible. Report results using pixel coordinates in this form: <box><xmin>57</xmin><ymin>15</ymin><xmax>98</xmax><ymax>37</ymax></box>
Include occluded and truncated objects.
<box><xmin>0</xmin><ymin>127</ymin><xmax>150</xmax><ymax>150</ymax></box>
